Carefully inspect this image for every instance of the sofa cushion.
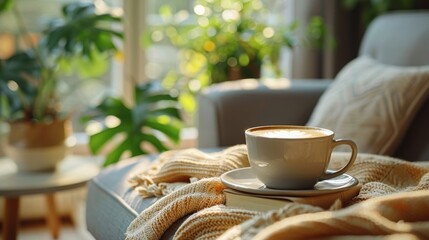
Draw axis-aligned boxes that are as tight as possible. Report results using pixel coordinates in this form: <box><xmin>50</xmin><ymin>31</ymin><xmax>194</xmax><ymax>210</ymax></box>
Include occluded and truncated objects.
<box><xmin>307</xmin><ymin>56</ymin><xmax>429</xmax><ymax>155</ymax></box>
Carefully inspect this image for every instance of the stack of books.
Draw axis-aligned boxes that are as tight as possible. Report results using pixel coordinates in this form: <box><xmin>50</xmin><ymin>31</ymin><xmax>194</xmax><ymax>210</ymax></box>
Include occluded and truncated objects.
<box><xmin>224</xmin><ymin>184</ymin><xmax>361</xmax><ymax>212</ymax></box>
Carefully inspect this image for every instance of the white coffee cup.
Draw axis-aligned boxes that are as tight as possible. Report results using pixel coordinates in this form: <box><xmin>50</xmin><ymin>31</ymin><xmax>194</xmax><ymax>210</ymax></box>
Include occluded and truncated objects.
<box><xmin>245</xmin><ymin>125</ymin><xmax>357</xmax><ymax>190</ymax></box>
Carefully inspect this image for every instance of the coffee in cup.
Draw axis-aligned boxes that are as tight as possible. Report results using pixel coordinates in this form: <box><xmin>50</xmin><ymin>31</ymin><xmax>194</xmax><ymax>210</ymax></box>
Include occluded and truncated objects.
<box><xmin>245</xmin><ymin>125</ymin><xmax>357</xmax><ymax>190</ymax></box>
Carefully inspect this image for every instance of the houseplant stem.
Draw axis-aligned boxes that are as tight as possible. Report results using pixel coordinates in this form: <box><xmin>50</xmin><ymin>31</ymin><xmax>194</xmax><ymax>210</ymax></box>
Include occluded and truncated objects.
<box><xmin>12</xmin><ymin>3</ymin><xmax>57</xmax><ymax>122</ymax></box>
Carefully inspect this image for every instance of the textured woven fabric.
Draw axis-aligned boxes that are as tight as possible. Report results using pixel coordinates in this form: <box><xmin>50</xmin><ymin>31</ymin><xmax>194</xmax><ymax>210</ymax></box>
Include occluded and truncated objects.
<box><xmin>180</xmin><ymin>201</ymin><xmax>336</xmax><ymax>240</ymax></box>
<box><xmin>128</xmin><ymin>145</ymin><xmax>249</xmax><ymax>197</ymax></box>
<box><xmin>125</xmin><ymin>146</ymin><xmax>429</xmax><ymax>240</ymax></box>
<box><xmin>247</xmin><ymin>190</ymin><xmax>429</xmax><ymax>240</ymax></box>
<box><xmin>307</xmin><ymin>56</ymin><xmax>429</xmax><ymax>155</ymax></box>
<box><xmin>126</xmin><ymin>178</ymin><xmax>227</xmax><ymax>240</ymax></box>
<box><xmin>174</xmin><ymin>205</ymin><xmax>260</xmax><ymax>240</ymax></box>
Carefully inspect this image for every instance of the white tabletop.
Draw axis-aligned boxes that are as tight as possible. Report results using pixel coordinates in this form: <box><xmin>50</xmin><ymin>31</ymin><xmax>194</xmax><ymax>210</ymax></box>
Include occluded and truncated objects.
<box><xmin>0</xmin><ymin>155</ymin><xmax>101</xmax><ymax>197</ymax></box>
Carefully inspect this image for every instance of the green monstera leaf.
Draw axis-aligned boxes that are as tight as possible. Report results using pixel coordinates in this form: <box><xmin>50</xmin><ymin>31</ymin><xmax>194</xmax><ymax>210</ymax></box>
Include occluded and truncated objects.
<box><xmin>82</xmin><ymin>82</ymin><xmax>182</xmax><ymax>167</ymax></box>
<box><xmin>43</xmin><ymin>2</ymin><xmax>122</xmax><ymax>59</ymax></box>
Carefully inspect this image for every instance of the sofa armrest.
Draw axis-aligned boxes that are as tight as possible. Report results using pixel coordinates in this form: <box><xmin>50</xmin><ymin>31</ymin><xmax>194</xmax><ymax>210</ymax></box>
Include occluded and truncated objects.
<box><xmin>197</xmin><ymin>79</ymin><xmax>331</xmax><ymax>148</ymax></box>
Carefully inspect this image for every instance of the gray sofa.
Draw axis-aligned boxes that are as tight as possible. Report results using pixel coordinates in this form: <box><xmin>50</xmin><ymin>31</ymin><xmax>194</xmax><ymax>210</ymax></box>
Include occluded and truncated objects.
<box><xmin>86</xmin><ymin>11</ymin><xmax>429</xmax><ymax>239</ymax></box>
<box><xmin>197</xmin><ymin>10</ymin><xmax>429</xmax><ymax>162</ymax></box>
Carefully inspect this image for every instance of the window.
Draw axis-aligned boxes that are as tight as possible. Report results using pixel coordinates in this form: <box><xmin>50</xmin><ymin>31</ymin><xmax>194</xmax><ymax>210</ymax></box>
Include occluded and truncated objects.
<box><xmin>1</xmin><ymin>0</ymin><xmax>294</xmax><ymax>132</ymax></box>
<box><xmin>123</xmin><ymin>0</ymin><xmax>294</xmax><ymax>129</ymax></box>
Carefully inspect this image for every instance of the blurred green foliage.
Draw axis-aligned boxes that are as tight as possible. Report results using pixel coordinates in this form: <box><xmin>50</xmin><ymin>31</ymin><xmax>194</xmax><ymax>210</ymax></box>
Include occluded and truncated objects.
<box><xmin>145</xmin><ymin>0</ymin><xmax>299</xmax><ymax>113</ymax></box>
<box><xmin>0</xmin><ymin>1</ymin><xmax>122</xmax><ymax>122</ymax></box>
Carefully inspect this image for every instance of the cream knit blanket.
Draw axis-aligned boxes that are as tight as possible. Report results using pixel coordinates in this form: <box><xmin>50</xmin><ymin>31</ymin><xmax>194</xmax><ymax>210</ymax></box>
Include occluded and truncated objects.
<box><xmin>126</xmin><ymin>145</ymin><xmax>429</xmax><ymax>240</ymax></box>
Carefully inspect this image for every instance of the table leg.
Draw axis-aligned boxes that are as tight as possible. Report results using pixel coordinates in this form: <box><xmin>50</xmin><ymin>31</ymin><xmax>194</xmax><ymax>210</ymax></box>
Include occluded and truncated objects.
<box><xmin>3</xmin><ymin>197</ymin><xmax>20</xmax><ymax>240</ymax></box>
<box><xmin>45</xmin><ymin>194</ymin><xmax>60</xmax><ymax>239</ymax></box>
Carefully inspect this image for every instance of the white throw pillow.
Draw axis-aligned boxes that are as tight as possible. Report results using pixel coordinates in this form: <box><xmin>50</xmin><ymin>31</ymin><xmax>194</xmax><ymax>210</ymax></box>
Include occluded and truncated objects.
<box><xmin>307</xmin><ymin>56</ymin><xmax>429</xmax><ymax>155</ymax></box>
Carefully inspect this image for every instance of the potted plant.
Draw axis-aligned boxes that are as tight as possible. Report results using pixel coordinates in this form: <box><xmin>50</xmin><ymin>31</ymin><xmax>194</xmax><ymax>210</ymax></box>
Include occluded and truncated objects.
<box><xmin>0</xmin><ymin>1</ymin><xmax>122</xmax><ymax>171</ymax></box>
<box><xmin>81</xmin><ymin>82</ymin><xmax>183</xmax><ymax>167</ymax></box>
<box><xmin>145</xmin><ymin>0</ymin><xmax>326</xmax><ymax>115</ymax></box>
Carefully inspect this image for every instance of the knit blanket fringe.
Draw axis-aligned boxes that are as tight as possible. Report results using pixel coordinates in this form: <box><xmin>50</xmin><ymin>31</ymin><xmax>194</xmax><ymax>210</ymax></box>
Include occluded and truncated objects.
<box><xmin>125</xmin><ymin>145</ymin><xmax>429</xmax><ymax>240</ymax></box>
<box><xmin>128</xmin><ymin>145</ymin><xmax>249</xmax><ymax>198</ymax></box>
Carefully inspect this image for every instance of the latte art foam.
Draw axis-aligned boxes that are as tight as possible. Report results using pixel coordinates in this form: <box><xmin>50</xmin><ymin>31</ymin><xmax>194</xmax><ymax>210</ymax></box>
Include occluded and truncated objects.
<box><xmin>250</xmin><ymin>129</ymin><xmax>329</xmax><ymax>139</ymax></box>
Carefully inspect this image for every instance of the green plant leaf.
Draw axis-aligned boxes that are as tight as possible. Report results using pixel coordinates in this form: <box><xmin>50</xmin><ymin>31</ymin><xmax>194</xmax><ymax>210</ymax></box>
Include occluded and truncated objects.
<box><xmin>33</xmin><ymin>69</ymin><xmax>57</xmax><ymax>121</ymax></box>
<box><xmin>145</xmin><ymin>118</ymin><xmax>180</xmax><ymax>143</ymax></box>
<box><xmin>138</xmin><ymin>133</ymin><xmax>168</xmax><ymax>152</ymax></box>
<box><xmin>0</xmin><ymin>94</ymin><xmax>11</xmax><ymax>119</ymax></box>
<box><xmin>88</xmin><ymin>125</ymin><xmax>125</xmax><ymax>154</ymax></box>
<box><xmin>83</xmin><ymin>82</ymin><xmax>183</xmax><ymax>167</ymax></box>
<box><xmin>0</xmin><ymin>50</ymin><xmax>43</xmax><ymax>120</ymax></box>
<box><xmin>144</xmin><ymin>93</ymin><xmax>177</xmax><ymax>103</ymax></box>
<box><xmin>44</xmin><ymin>2</ymin><xmax>122</xmax><ymax>68</ymax></box>
<box><xmin>74</xmin><ymin>50</ymin><xmax>109</xmax><ymax>78</ymax></box>
<box><xmin>62</xmin><ymin>2</ymin><xmax>95</xmax><ymax>19</ymax></box>
<box><xmin>0</xmin><ymin>0</ymin><xmax>13</xmax><ymax>13</ymax></box>
<box><xmin>95</xmin><ymin>97</ymin><xmax>131</xmax><ymax>118</ymax></box>
<box><xmin>134</xmin><ymin>84</ymin><xmax>151</xmax><ymax>103</ymax></box>
<box><xmin>149</xmin><ymin>107</ymin><xmax>181</xmax><ymax>120</ymax></box>
<box><xmin>102</xmin><ymin>139</ymin><xmax>131</xmax><ymax>167</ymax></box>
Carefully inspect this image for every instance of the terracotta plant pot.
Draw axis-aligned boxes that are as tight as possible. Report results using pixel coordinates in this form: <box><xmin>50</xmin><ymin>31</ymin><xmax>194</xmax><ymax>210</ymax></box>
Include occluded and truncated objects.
<box><xmin>227</xmin><ymin>60</ymin><xmax>261</xmax><ymax>81</ymax></box>
<box><xmin>5</xmin><ymin>119</ymin><xmax>72</xmax><ymax>172</ymax></box>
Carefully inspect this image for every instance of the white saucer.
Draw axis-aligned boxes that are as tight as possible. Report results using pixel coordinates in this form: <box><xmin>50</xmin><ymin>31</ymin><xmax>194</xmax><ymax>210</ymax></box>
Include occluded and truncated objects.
<box><xmin>220</xmin><ymin>167</ymin><xmax>359</xmax><ymax>197</ymax></box>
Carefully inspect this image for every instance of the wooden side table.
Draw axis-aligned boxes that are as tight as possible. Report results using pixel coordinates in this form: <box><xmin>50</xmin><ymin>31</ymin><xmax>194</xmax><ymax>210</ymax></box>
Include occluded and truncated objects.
<box><xmin>0</xmin><ymin>155</ymin><xmax>100</xmax><ymax>240</ymax></box>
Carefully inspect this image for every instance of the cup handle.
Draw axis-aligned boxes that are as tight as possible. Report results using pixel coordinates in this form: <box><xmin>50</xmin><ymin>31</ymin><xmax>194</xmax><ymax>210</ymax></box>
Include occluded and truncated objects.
<box><xmin>319</xmin><ymin>139</ymin><xmax>358</xmax><ymax>180</ymax></box>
